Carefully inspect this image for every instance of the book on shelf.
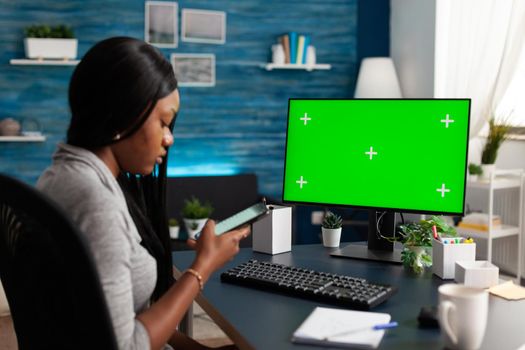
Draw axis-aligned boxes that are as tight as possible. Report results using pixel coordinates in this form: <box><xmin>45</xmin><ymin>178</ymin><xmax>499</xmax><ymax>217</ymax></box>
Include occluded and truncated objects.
<box><xmin>301</xmin><ymin>35</ymin><xmax>310</xmax><ymax>64</ymax></box>
<box><xmin>458</xmin><ymin>213</ymin><xmax>502</xmax><ymax>231</ymax></box>
<box><xmin>289</xmin><ymin>32</ymin><xmax>297</xmax><ymax>64</ymax></box>
<box><xmin>279</xmin><ymin>34</ymin><xmax>290</xmax><ymax>64</ymax></box>
<box><xmin>296</xmin><ymin>35</ymin><xmax>305</xmax><ymax>64</ymax></box>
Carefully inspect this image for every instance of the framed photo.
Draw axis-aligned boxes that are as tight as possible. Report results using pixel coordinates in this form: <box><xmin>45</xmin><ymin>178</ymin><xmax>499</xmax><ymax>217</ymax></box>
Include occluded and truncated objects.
<box><xmin>145</xmin><ymin>1</ymin><xmax>178</xmax><ymax>48</ymax></box>
<box><xmin>181</xmin><ymin>9</ymin><xmax>226</xmax><ymax>44</ymax></box>
<box><xmin>171</xmin><ymin>53</ymin><xmax>215</xmax><ymax>87</ymax></box>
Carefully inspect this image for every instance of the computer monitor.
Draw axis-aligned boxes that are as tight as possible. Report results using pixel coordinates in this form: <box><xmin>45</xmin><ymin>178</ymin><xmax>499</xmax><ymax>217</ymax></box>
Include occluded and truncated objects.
<box><xmin>282</xmin><ymin>98</ymin><xmax>471</xmax><ymax>263</ymax></box>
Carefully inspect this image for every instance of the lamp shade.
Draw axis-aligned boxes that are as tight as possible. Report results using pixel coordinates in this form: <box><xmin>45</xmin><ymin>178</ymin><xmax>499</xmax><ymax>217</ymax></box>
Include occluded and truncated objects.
<box><xmin>354</xmin><ymin>57</ymin><xmax>402</xmax><ymax>98</ymax></box>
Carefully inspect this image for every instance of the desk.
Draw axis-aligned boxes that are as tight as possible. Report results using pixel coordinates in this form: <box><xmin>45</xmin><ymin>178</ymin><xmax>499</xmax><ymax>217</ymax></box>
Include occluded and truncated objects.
<box><xmin>172</xmin><ymin>244</ymin><xmax>525</xmax><ymax>350</ymax></box>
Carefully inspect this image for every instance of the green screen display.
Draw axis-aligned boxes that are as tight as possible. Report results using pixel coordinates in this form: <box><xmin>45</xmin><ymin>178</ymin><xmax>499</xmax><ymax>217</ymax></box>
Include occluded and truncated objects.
<box><xmin>283</xmin><ymin>99</ymin><xmax>470</xmax><ymax>215</ymax></box>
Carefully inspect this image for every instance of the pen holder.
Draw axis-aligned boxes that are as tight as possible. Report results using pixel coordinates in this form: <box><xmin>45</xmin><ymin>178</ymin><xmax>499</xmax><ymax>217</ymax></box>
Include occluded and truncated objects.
<box><xmin>432</xmin><ymin>239</ymin><xmax>475</xmax><ymax>279</ymax></box>
<box><xmin>252</xmin><ymin>205</ymin><xmax>291</xmax><ymax>255</ymax></box>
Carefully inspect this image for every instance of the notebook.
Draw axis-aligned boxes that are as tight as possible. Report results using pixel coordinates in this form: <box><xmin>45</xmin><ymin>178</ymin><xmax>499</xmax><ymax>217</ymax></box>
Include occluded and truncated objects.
<box><xmin>291</xmin><ymin>307</ymin><xmax>391</xmax><ymax>349</ymax></box>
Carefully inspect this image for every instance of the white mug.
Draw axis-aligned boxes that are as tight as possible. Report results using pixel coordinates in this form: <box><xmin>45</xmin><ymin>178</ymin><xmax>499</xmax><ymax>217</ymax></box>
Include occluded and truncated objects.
<box><xmin>438</xmin><ymin>284</ymin><xmax>489</xmax><ymax>350</ymax></box>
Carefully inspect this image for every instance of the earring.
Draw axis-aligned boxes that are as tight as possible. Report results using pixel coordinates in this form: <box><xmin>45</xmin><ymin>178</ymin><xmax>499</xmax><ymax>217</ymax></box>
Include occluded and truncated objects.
<box><xmin>113</xmin><ymin>133</ymin><xmax>121</xmax><ymax>141</ymax></box>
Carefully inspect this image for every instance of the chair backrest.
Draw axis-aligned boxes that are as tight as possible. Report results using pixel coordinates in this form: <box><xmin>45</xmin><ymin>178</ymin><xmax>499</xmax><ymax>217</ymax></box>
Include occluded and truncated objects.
<box><xmin>0</xmin><ymin>174</ymin><xmax>118</xmax><ymax>350</ymax></box>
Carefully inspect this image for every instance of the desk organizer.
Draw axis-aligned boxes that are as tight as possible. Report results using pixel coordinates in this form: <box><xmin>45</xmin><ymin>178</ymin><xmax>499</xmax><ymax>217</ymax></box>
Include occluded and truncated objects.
<box><xmin>432</xmin><ymin>239</ymin><xmax>476</xmax><ymax>279</ymax></box>
<box><xmin>455</xmin><ymin>260</ymin><xmax>499</xmax><ymax>288</ymax></box>
<box><xmin>252</xmin><ymin>205</ymin><xmax>291</xmax><ymax>255</ymax></box>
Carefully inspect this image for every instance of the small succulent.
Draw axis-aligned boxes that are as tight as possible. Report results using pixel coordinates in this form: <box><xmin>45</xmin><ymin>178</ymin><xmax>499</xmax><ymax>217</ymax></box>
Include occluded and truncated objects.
<box><xmin>25</xmin><ymin>24</ymin><xmax>75</xmax><ymax>39</ymax></box>
<box><xmin>322</xmin><ymin>211</ymin><xmax>342</xmax><ymax>229</ymax></box>
<box><xmin>181</xmin><ymin>196</ymin><xmax>214</xmax><ymax>219</ymax></box>
<box><xmin>168</xmin><ymin>218</ymin><xmax>179</xmax><ymax>227</ymax></box>
<box><xmin>468</xmin><ymin>163</ymin><xmax>483</xmax><ymax>176</ymax></box>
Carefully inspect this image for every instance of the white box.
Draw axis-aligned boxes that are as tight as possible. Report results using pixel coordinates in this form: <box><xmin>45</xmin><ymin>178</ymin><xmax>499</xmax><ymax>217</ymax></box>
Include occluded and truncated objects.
<box><xmin>252</xmin><ymin>205</ymin><xmax>291</xmax><ymax>255</ymax></box>
<box><xmin>432</xmin><ymin>239</ymin><xmax>476</xmax><ymax>279</ymax></box>
<box><xmin>455</xmin><ymin>260</ymin><xmax>499</xmax><ymax>288</ymax></box>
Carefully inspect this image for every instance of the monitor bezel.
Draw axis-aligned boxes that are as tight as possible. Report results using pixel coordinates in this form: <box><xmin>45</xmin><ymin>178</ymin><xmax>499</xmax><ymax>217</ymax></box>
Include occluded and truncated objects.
<box><xmin>281</xmin><ymin>98</ymin><xmax>472</xmax><ymax>216</ymax></box>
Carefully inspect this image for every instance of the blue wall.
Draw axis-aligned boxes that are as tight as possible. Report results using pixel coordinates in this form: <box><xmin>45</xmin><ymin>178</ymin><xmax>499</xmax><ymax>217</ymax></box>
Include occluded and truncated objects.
<box><xmin>0</xmin><ymin>0</ymin><xmax>387</xmax><ymax>202</ymax></box>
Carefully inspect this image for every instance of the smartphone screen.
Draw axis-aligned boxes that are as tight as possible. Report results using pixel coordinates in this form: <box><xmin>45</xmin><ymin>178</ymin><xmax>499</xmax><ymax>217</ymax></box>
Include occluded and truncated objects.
<box><xmin>215</xmin><ymin>202</ymin><xmax>269</xmax><ymax>235</ymax></box>
<box><xmin>194</xmin><ymin>202</ymin><xmax>269</xmax><ymax>239</ymax></box>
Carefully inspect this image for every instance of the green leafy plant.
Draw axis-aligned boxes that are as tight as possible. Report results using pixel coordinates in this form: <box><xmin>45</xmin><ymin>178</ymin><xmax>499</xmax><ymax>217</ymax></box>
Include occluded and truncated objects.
<box><xmin>25</xmin><ymin>24</ymin><xmax>75</xmax><ymax>39</ymax></box>
<box><xmin>468</xmin><ymin>163</ymin><xmax>483</xmax><ymax>176</ymax></box>
<box><xmin>481</xmin><ymin>117</ymin><xmax>511</xmax><ymax>164</ymax></box>
<box><xmin>181</xmin><ymin>196</ymin><xmax>214</xmax><ymax>219</ymax></box>
<box><xmin>322</xmin><ymin>211</ymin><xmax>342</xmax><ymax>229</ymax></box>
<box><xmin>168</xmin><ymin>218</ymin><xmax>179</xmax><ymax>227</ymax></box>
<box><xmin>398</xmin><ymin>216</ymin><xmax>457</xmax><ymax>274</ymax></box>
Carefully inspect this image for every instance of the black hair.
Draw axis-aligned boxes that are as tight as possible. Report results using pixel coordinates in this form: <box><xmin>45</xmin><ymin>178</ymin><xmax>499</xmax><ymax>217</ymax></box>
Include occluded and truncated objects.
<box><xmin>67</xmin><ymin>37</ymin><xmax>178</xmax><ymax>300</ymax></box>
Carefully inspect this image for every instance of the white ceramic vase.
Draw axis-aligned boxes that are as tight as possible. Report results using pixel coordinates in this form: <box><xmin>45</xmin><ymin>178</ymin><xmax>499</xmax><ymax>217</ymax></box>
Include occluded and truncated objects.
<box><xmin>183</xmin><ymin>218</ymin><xmax>208</xmax><ymax>239</ymax></box>
<box><xmin>480</xmin><ymin>164</ymin><xmax>496</xmax><ymax>181</ymax></box>
<box><xmin>169</xmin><ymin>226</ymin><xmax>180</xmax><ymax>239</ymax></box>
<box><xmin>321</xmin><ymin>227</ymin><xmax>341</xmax><ymax>247</ymax></box>
<box><xmin>272</xmin><ymin>44</ymin><xmax>285</xmax><ymax>64</ymax></box>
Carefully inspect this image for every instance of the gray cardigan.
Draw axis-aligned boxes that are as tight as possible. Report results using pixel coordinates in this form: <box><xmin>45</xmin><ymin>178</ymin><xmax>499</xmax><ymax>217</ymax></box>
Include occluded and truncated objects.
<box><xmin>37</xmin><ymin>143</ymin><xmax>165</xmax><ymax>350</ymax></box>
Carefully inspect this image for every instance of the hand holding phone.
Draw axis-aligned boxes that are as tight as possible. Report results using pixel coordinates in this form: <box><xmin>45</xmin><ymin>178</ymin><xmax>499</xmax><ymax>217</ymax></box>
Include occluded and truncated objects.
<box><xmin>194</xmin><ymin>201</ymin><xmax>268</xmax><ymax>239</ymax></box>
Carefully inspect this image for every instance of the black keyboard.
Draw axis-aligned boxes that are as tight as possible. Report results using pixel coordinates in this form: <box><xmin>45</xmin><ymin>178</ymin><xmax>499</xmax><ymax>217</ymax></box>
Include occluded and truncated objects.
<box><xmin>220</xmin><ymin>260</ymin><xmax>396</xmax><ymax>310</ymax></box>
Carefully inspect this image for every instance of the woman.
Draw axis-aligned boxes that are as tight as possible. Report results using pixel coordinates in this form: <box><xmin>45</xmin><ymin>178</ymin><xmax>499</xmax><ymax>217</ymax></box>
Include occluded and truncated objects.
<box><xmin>37</xmin><ymin>37</ymin><xmax>249</xmax><ymax>350</ymax></box>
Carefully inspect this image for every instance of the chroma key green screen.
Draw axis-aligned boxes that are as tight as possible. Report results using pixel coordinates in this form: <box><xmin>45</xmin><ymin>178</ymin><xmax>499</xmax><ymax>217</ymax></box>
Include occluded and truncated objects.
<box><xmin>282</xmin><ymin>99</ymin><xmax>471</xmax><ymax>215</ymax></box>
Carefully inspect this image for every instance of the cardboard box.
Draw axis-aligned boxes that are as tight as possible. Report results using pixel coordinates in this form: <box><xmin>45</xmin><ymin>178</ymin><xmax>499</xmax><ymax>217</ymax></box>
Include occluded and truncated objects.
<box><xmin>252</xmin><ymin>205</ymin><xmax>291</xmax><ymax>255</ymax></box>
<box><xmin>455</xmin><ymin>260</ymin><xmax>499</xmax><ymax>288</ymax></box>
<box><xmin>432</xmin><ymin>239</ymin><xmax>476</xmax><ymax>279</ymax></box>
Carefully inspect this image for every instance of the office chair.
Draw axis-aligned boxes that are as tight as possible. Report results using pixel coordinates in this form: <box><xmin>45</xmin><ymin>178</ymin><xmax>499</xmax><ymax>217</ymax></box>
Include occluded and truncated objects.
<box><xmin>0</xmin><ymin>174</ymin><xmax>118</xmax><ymax>350</ymax></box>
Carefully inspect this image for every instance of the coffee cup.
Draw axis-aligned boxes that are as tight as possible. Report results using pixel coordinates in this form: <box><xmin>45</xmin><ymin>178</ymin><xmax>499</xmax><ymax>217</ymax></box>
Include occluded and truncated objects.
<box><xmin>438</xmin><ymin>283</ymin><xmax>489</xmax><ymax>350</ymax></box>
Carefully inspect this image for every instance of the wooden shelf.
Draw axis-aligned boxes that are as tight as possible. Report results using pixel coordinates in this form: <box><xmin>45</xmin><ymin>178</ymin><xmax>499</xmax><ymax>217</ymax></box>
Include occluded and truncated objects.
<box><xmin>10</xmin><ymin>59</ymin><xmax>79</xmax><ymax>66</ymax></box>
<box><xmin>0</xmin><ymin>135</ymin><xmax>46</xmax><ymax>142</ymax></box>
<box><xmin>261</xmin><ymin>63</ymin><xmax>331</xmax><ymax>71</ymax></box>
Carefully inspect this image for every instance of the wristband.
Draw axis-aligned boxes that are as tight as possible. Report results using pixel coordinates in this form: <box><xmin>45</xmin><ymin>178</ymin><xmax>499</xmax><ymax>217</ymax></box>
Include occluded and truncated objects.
<box><xmin>185</xmin><ymin>268</ymin><xmax>204</xmax><ymax>291</ymax></box>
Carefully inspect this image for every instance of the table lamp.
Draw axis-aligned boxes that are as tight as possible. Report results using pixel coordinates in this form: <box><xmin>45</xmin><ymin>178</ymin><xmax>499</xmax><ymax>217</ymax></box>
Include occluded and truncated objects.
<box><xmin>354</xmin><ymin>57</ymin><xmax>402</xmax><ymax>98</ymax></box>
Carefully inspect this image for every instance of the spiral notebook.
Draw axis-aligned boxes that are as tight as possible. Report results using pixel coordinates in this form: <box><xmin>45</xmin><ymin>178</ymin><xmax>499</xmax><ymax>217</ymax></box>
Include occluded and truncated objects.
<box><xmin>291</xmin><ymin>307</ymin><xmax>391</xmax><ymax>349</ymax></box>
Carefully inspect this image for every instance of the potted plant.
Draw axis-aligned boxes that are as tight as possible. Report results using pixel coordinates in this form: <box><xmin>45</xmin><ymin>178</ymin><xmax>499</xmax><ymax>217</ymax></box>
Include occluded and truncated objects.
<box><xmin>181</xmin><ymin>196</ymin><xmax>214</xmax><ymax>239</ymax></box>
<box><xmin>398</xmin><ymin>216</ymin><xmax>457</xmax><ymax>274</ymax></box>
<box><xmin>168</xmin><ymin>218</ymin><xmax>180</xmax><ymax>240</ymax></box>
<box><xmin>468</xmin><ymin>163</ymin><xmax>483</xmax><ymax>182</ymax></box>
<box><xmin>24</xmin><ymin>24</ymin><xmax>78</xmax><ymax>60</ymax></box>
<box><xmin>480</xmin><ymin>117</ymin><xmax>510</xmax><ymax>180</ymax></box>
<box><xmin>321</xmin><ymin>211</ymin><xmax>342</xmax><ymax>247</ymax></box>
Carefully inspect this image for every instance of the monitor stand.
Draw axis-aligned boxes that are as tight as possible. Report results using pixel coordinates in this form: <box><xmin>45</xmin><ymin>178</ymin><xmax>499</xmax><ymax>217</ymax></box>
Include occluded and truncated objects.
<box><xmin>330</xmin><ymin>210</ymin><xmax>402</xmax><ymax>264</ymax></box>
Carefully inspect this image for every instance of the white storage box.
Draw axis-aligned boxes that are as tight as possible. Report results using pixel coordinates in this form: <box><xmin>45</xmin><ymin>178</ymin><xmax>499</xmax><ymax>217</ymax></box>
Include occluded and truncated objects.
<box><xmin>252</xmin><ymin>205</ymin><xmax>291</xmax><ymax>255</ymax></box>
<box><xmin>455</xmin><ymin>260</ymin><xmax>499</xmax><ymax>288</ymax></box>
<box><xmin>432</xmin><ymin>239</ymin><xmax>476</xmax><ymax>279</ymax></box>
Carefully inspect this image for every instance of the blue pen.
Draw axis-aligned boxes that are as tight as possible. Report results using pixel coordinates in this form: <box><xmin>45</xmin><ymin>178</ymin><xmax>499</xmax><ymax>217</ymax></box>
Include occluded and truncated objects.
<box><xmin>324</xmin><ymin>321</ymin><xmax>398</xmax><ymax>340</ymax></box>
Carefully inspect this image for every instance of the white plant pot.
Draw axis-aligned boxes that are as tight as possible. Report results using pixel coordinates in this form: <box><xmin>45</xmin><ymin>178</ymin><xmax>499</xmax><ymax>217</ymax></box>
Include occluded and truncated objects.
<box><xmin>480</xmin><ymin>164</ymin><xmax>496</xmax><ymax>181</ymax></box>
<box><xmin>322</xmin><ymin>227</ymin><xmax>342</xmax><ymax>248</ymax></box>
<box><xmin>24</xmin><ymin>38</ymin><xmax>78</xmax><ymax>59</ymax></box>
<box><xmin>169</xmin><ymin>226</ymin><xmax>180</xmax><ymax>239</ymax></box>
<box><xmin>183</xmin><ymin>218</ymin><xmax>208</xmax><ymax>239</ymax></box>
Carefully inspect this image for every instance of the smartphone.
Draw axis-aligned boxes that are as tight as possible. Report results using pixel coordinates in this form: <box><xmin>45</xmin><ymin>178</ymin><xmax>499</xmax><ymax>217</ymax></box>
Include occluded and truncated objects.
<box><xmin>194</xmin><ymin>202</ymin><xmax>269</xmax><ymax>239</ymax></box>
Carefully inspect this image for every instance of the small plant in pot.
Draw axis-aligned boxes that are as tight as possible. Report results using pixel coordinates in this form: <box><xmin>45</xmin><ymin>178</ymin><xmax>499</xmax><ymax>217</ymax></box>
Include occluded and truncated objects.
<box><xmin>24</xmin><ymin>24</ymin><xmax>77</xmax><ymax>60</ymax></box>
<box><xmin>321</xmin><ymin>211</ymin><xmax>342</xmax><ymax>248</ymax></box>
<box><xmin>168</xmin><ymin>218</ymin><xmax>180</xmax><ymax>240</ymax></box>
<box><xmin>398</xmin><ymin>216</ymin><xmax>457</xmax><ymax>274</ymax></box>
<box><xmin>181</xmin><ymin>196</ymin><xmax>214</xmax><ymax>239</ymax></box>
<box><xmin>468</xmin><ymin>163</ymin><xmax>483</xmax><ymax>182</ymax></box>
<box><xmin>480</xmin><ymin>117</ymin><xmax>510</xmax><ymax>180</ymax></box>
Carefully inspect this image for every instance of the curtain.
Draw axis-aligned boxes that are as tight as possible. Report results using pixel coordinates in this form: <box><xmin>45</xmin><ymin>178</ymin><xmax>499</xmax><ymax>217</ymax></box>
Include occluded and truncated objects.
<box><xmin>434</xmin><ymin>0</ymin><xmax>525</xmax><ymax>139</ymax></box>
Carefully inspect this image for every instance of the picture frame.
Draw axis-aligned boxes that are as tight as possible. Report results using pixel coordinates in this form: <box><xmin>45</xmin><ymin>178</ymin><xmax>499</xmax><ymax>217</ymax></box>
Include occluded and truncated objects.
<box><xmin>145</xmin><ymin>1</ymin><xmax>178</xmax><ymax>48</ymax></box>
<box><xmin>181</xmin><ymin>9</ymin><xmax>226</xmax><ymax>44</ymax></box>
<box><xmin>171</xmin><ymin>53</ymin><xmax>216</xmax><ymax>87</ymax></box>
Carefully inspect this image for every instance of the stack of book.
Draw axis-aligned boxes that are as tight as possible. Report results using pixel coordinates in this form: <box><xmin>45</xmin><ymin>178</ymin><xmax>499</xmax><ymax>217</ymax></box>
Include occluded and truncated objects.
<box><xmin>458</xmin><ymin>213</ymin><xmax>502</xmax><ymax>231</ymax></box>
<box><xmin>276</xmin><ymin>32</ymin><xmax>311</xmax><ymax>65</ymax></box>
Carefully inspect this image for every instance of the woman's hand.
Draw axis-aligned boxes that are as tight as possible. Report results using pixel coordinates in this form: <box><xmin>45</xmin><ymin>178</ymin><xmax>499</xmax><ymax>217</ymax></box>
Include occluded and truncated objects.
<box><xmin>186</xmin><ymin>220</ymin><xmax>250</xmax><ymax>282</ymax></box>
